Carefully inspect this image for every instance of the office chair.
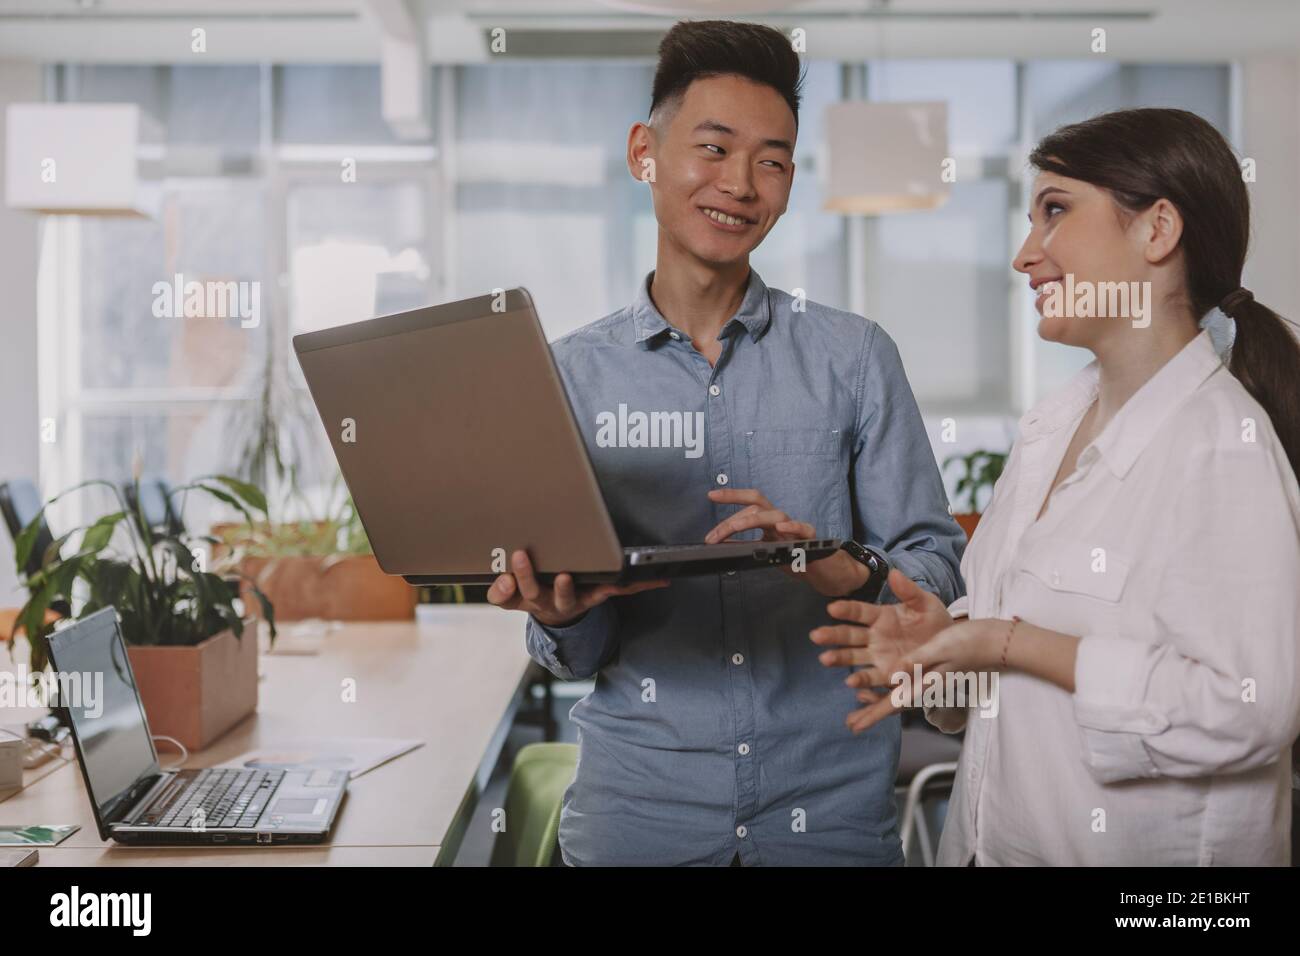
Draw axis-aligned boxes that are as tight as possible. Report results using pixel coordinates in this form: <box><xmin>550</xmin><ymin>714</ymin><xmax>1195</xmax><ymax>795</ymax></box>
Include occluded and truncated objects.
<box><xmin>0</xmin><ymin>478</ymin><xmax>58</xmax><ymax>579</ymax></box>
<box><xmin>489</xmin><ymin>743</ymin><xmax>578</xmax><ymax>867</ymax></box>
<box><xmin>895</xmin><ymin>714</ymin><xmax>963</xmax><ymax>866</ymax></box>
<box><xmin>122</xmin><ymin>476</ymin><xmax>185</xmax><ymax>540</ymax></box>
<box><xmin>0</xmin><ymin>477</ymin><xmax>70</xmax><ymax>655</ymax></box>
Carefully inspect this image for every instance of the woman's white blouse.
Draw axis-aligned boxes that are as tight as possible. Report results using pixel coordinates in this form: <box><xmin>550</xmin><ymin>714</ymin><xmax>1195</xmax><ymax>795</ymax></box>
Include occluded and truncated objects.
<box><xmin>931</xmin><ymin>329</ymin><xmax>1300</xmax><ymax>865</ymax></box>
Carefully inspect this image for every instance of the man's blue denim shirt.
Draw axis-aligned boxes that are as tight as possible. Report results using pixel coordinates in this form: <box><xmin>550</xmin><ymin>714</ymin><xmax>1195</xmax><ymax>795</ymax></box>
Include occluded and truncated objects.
<box><xmin>526</xmin><ymin>269</ymin><xmax>966</xmax><ymax>866</ymax></box>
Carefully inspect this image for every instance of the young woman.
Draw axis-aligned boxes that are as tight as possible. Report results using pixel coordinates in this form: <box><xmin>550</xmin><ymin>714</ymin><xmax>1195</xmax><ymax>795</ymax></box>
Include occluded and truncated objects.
<box><xmin>812</xmin><ymin>107</ymin><xmax>1300</xmax><ymax>865</ymax></box>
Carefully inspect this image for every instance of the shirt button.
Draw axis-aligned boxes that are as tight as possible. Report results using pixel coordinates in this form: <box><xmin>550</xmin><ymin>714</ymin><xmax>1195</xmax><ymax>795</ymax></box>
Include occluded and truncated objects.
<box><xmin>709</xmin><ymin>384</ymin><xmax>721</xmax><ymax>396</ymax></box>
<box><xmin>1051</xmin><ymin>570</ymin><xmax>1061</xmax><ymax>586</ymax></box>
<box><xmin>716</xmin><ymin>473</ymin><xmax>729</xmax><ymax>486</ymax></box>
<box><xmin>735</xmin><ymin>825</ymin><xmax>748</xmax><ymax>839</ymax></box>
<box><xmin>668</xmin><ymin>331</ymin><xmax>681</xmax><ymax>340</ymax></box>
<box><xmin>737</xmin><ymin>742</ymin><xmax>750</xmax><ymax>756</ymax></box>
<box><xmin>731</xmin><ymin>653</ymin><xmax>744</xmax><ymax>665</ymax></box>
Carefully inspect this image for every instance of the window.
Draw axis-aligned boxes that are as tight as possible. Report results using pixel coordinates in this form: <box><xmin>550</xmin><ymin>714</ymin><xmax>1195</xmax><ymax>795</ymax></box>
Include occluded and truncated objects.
<box><xmin>40</xmin><ymin>64</ymin><xmax>440</xmax><ymax>529</ymax></box>
<box><xmin>450</xmin><ymin>60</ymin><xmax>847</xmax><ymax>340</ymax></box>
<box><xmin>38</xmin><ymin>57</ymin><xmax>1233</xmax><ymax>523</ymax></box>
<box><xmin>862</xmin><ymin>60</ymin><xmax>1019</xmax><ymax>414</ymax></box>
<box><xmin>750</xmin><ymin>60</ymin><xmax>847</xmax><ymax>310</ymax></box>
<box><xmin>451</xmin><ymin>61</ymin><xmax>654</xmax><ymax>339</ymax></box>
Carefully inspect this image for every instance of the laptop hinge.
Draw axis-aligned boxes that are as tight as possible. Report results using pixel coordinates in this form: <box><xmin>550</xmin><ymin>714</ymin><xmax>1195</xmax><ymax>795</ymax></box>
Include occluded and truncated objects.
<box><xmin>111</xmin><ymin>771</ymin><xmax>175</xmax><ymax>826</ymax></box>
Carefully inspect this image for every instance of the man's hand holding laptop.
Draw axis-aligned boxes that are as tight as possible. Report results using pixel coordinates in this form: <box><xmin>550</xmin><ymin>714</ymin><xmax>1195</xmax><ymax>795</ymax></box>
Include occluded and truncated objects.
<box><xmin>486</xmin><ymin>550</ymin><xmax>669</xmax><ymax>628</ymax></box>
<box><xmin>487</xmin><ymin>483</ymin><xmax>863</xmax><ymax>626</ymax></box>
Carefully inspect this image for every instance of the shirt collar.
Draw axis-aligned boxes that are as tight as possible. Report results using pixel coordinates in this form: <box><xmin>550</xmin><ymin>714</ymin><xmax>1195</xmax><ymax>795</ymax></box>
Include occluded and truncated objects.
<box><xmin>1018</xmin><ymin>329</ymin><xmax>1225</xmax><ymax>479</ymax></box>
<box><xmin>631</xmin><ymin>268</ymin><xmax>773</xmax><ymax>346</ymax></box>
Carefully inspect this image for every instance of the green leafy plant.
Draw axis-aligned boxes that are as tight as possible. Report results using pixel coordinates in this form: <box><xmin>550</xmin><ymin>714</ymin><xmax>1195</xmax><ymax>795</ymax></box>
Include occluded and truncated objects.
<box><xmin>212</xmin><ymin>477</ymin><xmax>371</xmax><ymax>559</ymax></box>
<box><xmin>9</xmin><ymin>476</ymin><xmax>277</xmax><ymax>672</ymax></box>
<box><xmin>418</xmin><ymin>584</ymin><xmax>468</xmax><ymax>605</ymax></box>
<box><xmin>221</xmin><ymin>352</ymin><xmax>467</xmax><ymax>603</ymax></box>
<box><xmin>943</xmin><ymin>449</ymin><xmax>1008</xmax><ymax>514</ymax></box>
<box><xmin>226</xmin><ymin>345</ymin><xmax>317</xmax><ymax>520</ymax></box>
<box><xmin>222</xmin><ymin>353</ymin><xmax>376</xmax><ymax>561</ymax></box>
<box><xmin>214</xmin><ymin>493</ymin><xmax>469</xmax><ymax>607</ymax></box>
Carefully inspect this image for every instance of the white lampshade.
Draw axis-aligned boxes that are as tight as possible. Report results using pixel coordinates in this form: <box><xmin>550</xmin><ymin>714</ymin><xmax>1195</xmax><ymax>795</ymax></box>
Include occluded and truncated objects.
<box><xmin>4</xmin><ymin>103</ymin><xmax>161</xmax><ymax>217</ymax></box>
<box><xmin>822</xmin><ymin>101</ymin><xmax>950</xmax><ymax>215</ymax></box>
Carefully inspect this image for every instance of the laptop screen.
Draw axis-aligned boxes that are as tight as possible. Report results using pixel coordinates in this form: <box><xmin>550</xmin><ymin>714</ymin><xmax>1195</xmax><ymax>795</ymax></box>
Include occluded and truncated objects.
<box><xmin>46</xmin><ymin>609</ymin><xmax>159</xmax><ymax>824</ymax></box>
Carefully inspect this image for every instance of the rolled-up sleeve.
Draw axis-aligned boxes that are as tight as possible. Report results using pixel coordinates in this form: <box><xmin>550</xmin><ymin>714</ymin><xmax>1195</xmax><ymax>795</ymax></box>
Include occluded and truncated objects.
<box><xmin>1072</xmin><ymin>444</ymin><xmax>1300</xmax><ymax>784</ymax></box>
<box><xmin>525</xmin><ymin>601</ymin><xmax>619</xmax><ymax>681</ymax></box>
<box><xmin>924</xmin><ymin>595</ymin><xmax>975</xmax><ymax>734</ymax></box>
<box><xmin>852</xmin><ymin>322</ymin><xmax>967</xmax><ymax>607</ymax></box>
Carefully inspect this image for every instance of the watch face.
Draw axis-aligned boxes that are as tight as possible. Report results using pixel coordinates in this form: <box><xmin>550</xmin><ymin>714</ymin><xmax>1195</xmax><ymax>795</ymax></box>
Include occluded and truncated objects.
<box><xmin>842</xmin><ymin>541</ymin><xmax>879</xmax><ymax>570</ymax></box>
<box><xmin>846</xmin><ymin>541</ymin><xmax>867</xmax><ymax>559</ymax></box>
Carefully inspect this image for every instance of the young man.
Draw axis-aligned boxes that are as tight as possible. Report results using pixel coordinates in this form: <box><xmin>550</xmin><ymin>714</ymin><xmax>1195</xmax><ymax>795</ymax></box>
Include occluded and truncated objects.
<box><xmin>487</xmin><ymin>20</ymin><xmax>964</xmax><ymax>865</ymax></box>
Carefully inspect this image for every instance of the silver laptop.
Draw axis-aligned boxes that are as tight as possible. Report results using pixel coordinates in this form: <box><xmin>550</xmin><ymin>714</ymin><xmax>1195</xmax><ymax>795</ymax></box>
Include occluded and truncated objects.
<box><xmin>292</xmin><ymin>288</ymin><xmax>841</xmax><ymax>585</ymax></box>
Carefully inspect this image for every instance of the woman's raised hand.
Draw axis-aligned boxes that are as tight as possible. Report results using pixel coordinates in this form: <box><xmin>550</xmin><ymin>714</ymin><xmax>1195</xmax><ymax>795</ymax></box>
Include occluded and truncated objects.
<box><xmin>810</xmin><ymin>569</ymin><xmax>954</xmax><ymax>718</ymax></box>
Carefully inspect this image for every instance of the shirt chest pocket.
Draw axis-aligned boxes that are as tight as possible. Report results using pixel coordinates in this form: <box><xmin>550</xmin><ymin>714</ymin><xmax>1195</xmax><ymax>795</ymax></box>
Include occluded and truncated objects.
<box><xmin>745</xmin><ymin>428</ymin><xmax>850</xmax><ymax>538</ymax></box>
<box><xmin>1020</xmin><ymin>536</ymin><xmax>1133</xmax><ymax>604</ymax></box>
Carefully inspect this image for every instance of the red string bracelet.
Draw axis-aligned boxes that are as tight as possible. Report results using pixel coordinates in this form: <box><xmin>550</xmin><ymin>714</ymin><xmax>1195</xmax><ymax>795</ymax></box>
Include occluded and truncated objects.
<box><xmin>999</xmin><ymin>616</ymin><xmax>1022</xmax><ymax>669</ymax></box>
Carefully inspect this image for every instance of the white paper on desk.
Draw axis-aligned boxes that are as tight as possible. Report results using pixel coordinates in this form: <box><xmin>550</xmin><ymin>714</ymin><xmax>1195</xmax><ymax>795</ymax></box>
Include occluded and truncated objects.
<box><xmin>221</xmin><ymin>737</ymin><xmax>423</xmax><ymax>779</ymax></box>
<box><xmin>263</xmin><ymin>619</ymin><xmax>343</xmax><ymax>656</ymax></box>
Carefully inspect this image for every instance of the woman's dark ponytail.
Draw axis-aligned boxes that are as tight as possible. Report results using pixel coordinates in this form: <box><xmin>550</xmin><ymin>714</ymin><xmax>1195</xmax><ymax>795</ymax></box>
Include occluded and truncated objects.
<box><xmin>1030</xmin><ymin>108</ymin><xmax>1300</xmax><ymax>480</ymax></box>
<box><xmin>1218</xmin><ymin>289</ymin><xmax>1300</xmax><ymax>479</ymax></box>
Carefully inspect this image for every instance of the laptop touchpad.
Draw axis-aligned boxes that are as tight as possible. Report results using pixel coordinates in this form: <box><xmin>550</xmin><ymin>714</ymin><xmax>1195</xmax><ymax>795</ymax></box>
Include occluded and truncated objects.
<box><xmin>274</xmin><ymin>798</ymin><xmax>326</xmax><ymax>816</ymax></box>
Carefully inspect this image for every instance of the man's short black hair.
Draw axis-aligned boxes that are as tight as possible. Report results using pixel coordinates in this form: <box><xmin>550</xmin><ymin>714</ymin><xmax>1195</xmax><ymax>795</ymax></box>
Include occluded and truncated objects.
<box><xmin>650</xmin><ymin>19</ymin><xmax>804</xmax><ymax>130</ymax></box>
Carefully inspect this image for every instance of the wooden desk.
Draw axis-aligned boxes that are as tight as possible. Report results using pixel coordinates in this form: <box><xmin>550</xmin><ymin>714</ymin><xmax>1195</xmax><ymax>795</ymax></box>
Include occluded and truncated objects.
<box><xmin>0</xmin><ymin>608</ymin><xmax>533</xmax><ymax>866</ymax></box>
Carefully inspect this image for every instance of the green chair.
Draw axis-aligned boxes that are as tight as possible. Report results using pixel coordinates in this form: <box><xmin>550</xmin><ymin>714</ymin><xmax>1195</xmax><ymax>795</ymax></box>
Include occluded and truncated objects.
<box><xmin>490</xmin><ymin>743</ymin><xmax>578</xmax><ymax>867</ymax></box>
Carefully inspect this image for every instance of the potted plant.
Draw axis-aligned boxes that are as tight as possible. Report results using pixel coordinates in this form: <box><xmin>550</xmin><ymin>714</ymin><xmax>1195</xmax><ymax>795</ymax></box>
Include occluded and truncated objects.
<box><xmin>217</xmin><ymin>350</ymin><xmax>428</xmax><ymax>620</ymax></box>
<box><xmin>211</xmin><ymin>482</ymin><xmax>422</xmax><ymax>621</ymax></box>
<box><xmin>9</xmin><ymin>476</ymin><xmax>276</xmax><ymax>751</ymax></box>
<box><xmin>942</xmin><ymin>449</ymin><xmax>1008</xmax><ymax>539</ymax></box>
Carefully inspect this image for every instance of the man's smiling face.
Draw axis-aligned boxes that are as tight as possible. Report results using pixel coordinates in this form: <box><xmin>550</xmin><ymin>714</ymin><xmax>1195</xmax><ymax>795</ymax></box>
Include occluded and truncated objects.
<box><xmin>632</xmin><ymin>73</ymin><xmax>797</xmax><ymax>267</ymax></box>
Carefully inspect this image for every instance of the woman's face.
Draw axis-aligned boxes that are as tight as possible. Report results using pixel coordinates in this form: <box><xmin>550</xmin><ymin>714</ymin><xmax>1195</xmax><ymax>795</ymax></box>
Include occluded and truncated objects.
<box><xmin>1013</xmin><ymin>170</ymin><xmax>1151</xmax><ymax>348</ymax></box>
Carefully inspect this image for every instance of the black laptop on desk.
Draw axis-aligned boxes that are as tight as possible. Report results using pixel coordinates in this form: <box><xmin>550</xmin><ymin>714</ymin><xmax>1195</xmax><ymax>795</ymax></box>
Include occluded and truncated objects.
<box><xmin>46</xmin><ymin>608</ymin><xmax>348</xmax><ymax>846</ymax></box>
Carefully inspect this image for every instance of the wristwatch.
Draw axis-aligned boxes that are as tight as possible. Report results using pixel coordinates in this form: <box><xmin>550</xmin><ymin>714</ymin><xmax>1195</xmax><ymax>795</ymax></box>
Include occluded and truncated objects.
<box><xmin>839</xmin><ymin>540</ymin><xmax>891</xmax><ymax>603</ymax></box>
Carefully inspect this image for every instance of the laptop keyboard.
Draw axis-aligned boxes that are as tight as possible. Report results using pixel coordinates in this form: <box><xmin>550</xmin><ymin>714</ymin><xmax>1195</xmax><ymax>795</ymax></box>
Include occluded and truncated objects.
<box><xmin>140</xmin><ymin>768</ymin><xmax>285</xmax><ymax>830</ymax></box>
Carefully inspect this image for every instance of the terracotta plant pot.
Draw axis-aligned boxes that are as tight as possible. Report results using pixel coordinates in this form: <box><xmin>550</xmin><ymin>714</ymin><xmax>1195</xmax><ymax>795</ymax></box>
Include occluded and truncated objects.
<box><xmin>239</xmin><ymin>554</ymin><xmax>416</xmax><ymax>622</ymax></box>
<box><xmin>126</xmin><ymin>624</ymin><xmax>259</xmax><ymax>753</ymax></box>
<box><xmin>953</xmin><ymin>512</ymin><xmax>982</xmax><ymax>540</ymax></box>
